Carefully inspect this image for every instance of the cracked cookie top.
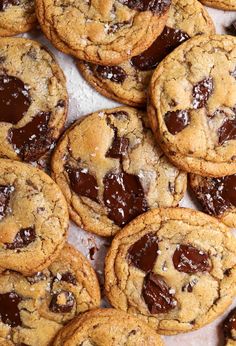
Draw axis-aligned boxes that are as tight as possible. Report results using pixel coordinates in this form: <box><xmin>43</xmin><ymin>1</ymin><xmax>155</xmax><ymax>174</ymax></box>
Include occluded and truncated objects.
<box><xmin>0</xmin><ymin>159</ymin><xmax>68</xmax><ymax>275</ymax></box>
<box><xmin>0</xmin><ymin>38</ymin><xmax>68</xmax><ymax>163</ymax></box>
<box><xmin>0</xmin><ymin>0</ymin><xmax>36</xmax><ymax>36</ymax></box>
<box><xmin>105</xmin><ymin>207</ymin><xmax>236</xmax><ymax>334</ymax></box>
<box><xmin>77</xmin><ymin>0</ymin><xmax>215</xmax><ymax>107</ymax></box>
<box><xmin>148</xmin><ymin>35</ymin><xmax>236</xmax><ymax>177</ymax></box>
<box><xmin>199</xmin><ymin>0</ymin><xmax>236</xmax><ymax>10</ymax></box>
<box><xmin>35</xmin><ymin>0</ymin><xmax>171</xmax><ymax>65</ymax></box>
<box><xmin>51</xmin><ymin>106</ymin><xmax>187</xmax><ymax>237</ymax></box>
<box><xmin>52</xmin><ymin>308</ymin><xmax>164</xmax><ymax>346</ymax></box>
<box><xmin>0</xmin><ymin>243</ymin><xmax>101</xmax><ymax>346</ymax></box>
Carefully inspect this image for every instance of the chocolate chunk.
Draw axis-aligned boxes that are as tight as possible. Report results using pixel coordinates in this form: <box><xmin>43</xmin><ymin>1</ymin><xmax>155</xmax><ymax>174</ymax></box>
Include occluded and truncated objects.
<box><xmin>27</xmin><ymin>272</ymin><xmax>47</xmax><ymax>284</ymax></box>
<box><xmin>0</xmin><ymin>292</ymin><xmax>22</xmax><ymax>327</ymax></box>
<box><xmin>192</xmin><ymin>175</ymin><xmax>236</xmax><ymax>216</ymax></box>
<box><xmin>142</xmin><ymin>272</ymin><xmax>177</xmax><ymax>313</ymax></box>
<box><xmin>56</xmin><ymin>99</ymin><xmax>65</xmax><ymax>108</ymax></box>
<box><xmin>173</xmin><ymin>244</ymin><xmax>211</xmax><ymax>274</ymax></box>
<box><xmin>218</xmin><ymin>118</ymin><xmax>236</xmax><ymax>145</ymax></box>
<box><xmin>192</xmin><ymin>77</ymin><xmax>213</xmax><ymax>109</ymax></box>
<box><xmin>8</xmin><ymin>111</ymin><xmax>54</xmax><ymax>162</ymax></box>
<box><xmin>128</xmin><ymin>233</ymin><xmax>159</xmax><ymax>272</ymax></box>
<box><xmin>0</xmin><ymin>185</ymin><xmax>14</xmax><ymax>220</ymax></box>
<box><xmin>164</xmin><ymin>110</ymin><xmax>190</xmax><ymax>134</ymax></box>
<box><xmin>0</xmin><ymin>75</ymin><xmax>31</xmax><ymax>124</ymax></box>
<box><xmin>106</xmin><ymin>135</ymin><xmax>129</xmax><ymax>159</ymax></box>
<box><xmin>103</xmin><ymin>171</ymin><xmax>148</xmax><ymax>227</ymax></box>
<box><xmin>95</xmin><ymin>65</ymin><xmax>127</xmax><ymax>84</ymax></box>
<box><xmin>6</xmin><ymin>227</ymin><xmax>36</xmax><ymax>250</ymax></box>
<box><xmin>119</xmin><ymin>0</ymin><xmax>171</xmax><ymax>14</ymax></box>
<box><xmin>49</xmin><ymin>291</ymin><xmax>75</xmax><ymax>313</ymax></box>
<box><xmin>53</xmin><ymin>272</ymin><xmax>77</xmax><ymax>286</ymax></box>
<box><xmin>0</xmin><ymin>0</ymin><xmax>20</xmax><ymax>11</ymax></box>
<box><xmin>223</xmin><ymin>307</ymin><xmax>236</xmax><ymax>341</ymax></box>
<box><xmin>225</xmin><ymin>20</ymin><xmax>236</xmax><ymax>36</ymax></box>
<box><xmin>131</xmin><ymin>26</ymin><xmax>189</xmax><ymax>71</ymax></box>
<box><xmin>65</xmin><ymin>165</ymin><xmax>99</xmax><ymax>202</ymax></box>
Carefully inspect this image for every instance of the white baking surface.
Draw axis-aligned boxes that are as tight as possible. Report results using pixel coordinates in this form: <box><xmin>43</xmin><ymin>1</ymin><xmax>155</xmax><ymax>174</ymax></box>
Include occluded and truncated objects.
<box><xmin>20</xmin><ymin>6</ymin><xmax>236</xmax><ymax>346</ymax></box>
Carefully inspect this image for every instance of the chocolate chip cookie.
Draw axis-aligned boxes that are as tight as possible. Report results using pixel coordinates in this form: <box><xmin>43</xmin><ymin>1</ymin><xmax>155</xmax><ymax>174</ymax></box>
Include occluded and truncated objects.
<box><xmin>52</xmin><ymin>308</ymin><xmax>164</xmax><ymax>346</ymax></box>
<box><xmin>148</xmin><ymin>35</ymin><xmax>236</xmax><ymax>177</ymax></box>
<box><xmin>35</xmin><ymin>0</ymin><xmax>171</xmax><ymax>65</ymax></box>
<box><xmin>77</xmin><ymin>0</ymin><xmax>215</xmax><ymax>107</ymax></box>
<box><xmin>0</xmin><ymin>37</ymin><xmax>67</xmax><ymax>162</ymax></box>
<box><xmin>200</xmin><ymin>0</ymin><xmax>236</xmax><ymax>10</ymax></box>
<box><xmin>0</xmin><ymin>159</ymin><xmax>68</xmax><ymax>275</ymax></box>
<box><xmin>0</xmin><ymin>243</ymin><xmax>101</xmax><ymax>346</ymax></box>
<box><xmin>189</xmin><ymin>174</ymin><xmax>236</xmax><ymax>228</ymax></box>
<box><xmin>222</xmin><ymin>307</ymin><xmax>236</xmax><ymax>345</ymax></box>
<box><xmin>105</xmin><ymin>207</ymin><xmax>236</xmax><ymax>334</ymax></box>
<box><xmin>0</xmin><ymin>0</ymin><xmax>36</xmax><ymax>36</ymax></box>
<box><xmin>51</xmin><ymin>107</ymin><xmax>187</xmax><ymax>237</ymax></box>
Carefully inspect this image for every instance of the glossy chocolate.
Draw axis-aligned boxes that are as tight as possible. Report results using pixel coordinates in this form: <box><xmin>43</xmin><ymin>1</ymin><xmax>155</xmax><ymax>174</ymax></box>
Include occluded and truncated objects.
<box><xmin>103</xmin><ymin>171</ymin><xmax>148</xmax><ymax>227</ymax></box>
<box><xmin>6</xmin><ymin>227</ymin><xmax>36</xmax><ymax>250</ymax></box>
<box><xmin>55</xmin><ymin>272</ymin><xmax>77</xmax><ymax>286</ymax></box>
<box><xmin>223</xmin><ymin>307</ymin><xmax>236</xmax><ymax>341</ymax></box>
<box><xmin>49</xmin><ymin>291</ymin><xmax>75</xmax><ymax>313</ymax></box>
<box><xmin>142</xmin><ymin>272</ymin><xmax>177</xmax><ymax>313</ymax></box>
<box><xmin>65</xmin><ymin>165</ymin><xmax>99</xmax><ymax>202</ymax></box>
<box><xmin>128</xmin><ymin>233</ymin><xmax>159</xmax><ymax>272</ymax></box>
<box><xmin>119</xmin><ymin>0</ymin><xmax>171</xmax><ymax>14</ymax></box>
<box><xmin>0</xmin><ymin>185</ymin><xmax>14</xmax><ymax>220</ymax></box>
<box><xmin>95</xmin><ymin>65</ymin><xmax>127</xmax><ymax>84</ymax></box>
<box><xmin>192</xmin><ymin>77</ymin><xmax>213</xmax><ymax>109</ymax></box>
<box><xmin>131</xmin><ymin>26</ymin><xmax>189</xmax><ymax>71</ymax></box>
<box><xmin>164</xmin><ymin>110</ymin><xmax>190</xmax><ymax>134</ymax></box>
<box><xmin>218</xmin><ymin>118</ymin><xmax>236</xmax><ymax>144</ymax></box>
<box><xmin>0</xmin><ymin>75</ymin><xmax>31</xmax><ymax>124</ymax></box>
<box><xmin>0</xmin><ymin>292</ymin><xmax>22</xmax><ymax>327</ymax></box>
<box><xmin>106</xmin><ymin>135</ymin><xmax>129</xmax><ymax>159</ymax></box>
<box><xmin>173</xmin><ymin>244</ymin><xmax>211</xmax><ymax>274</ymax></box>
<box><xmin>8</xmin><ymin>111</ymin><xmax>53</xmax><ymax>162</ymax></box>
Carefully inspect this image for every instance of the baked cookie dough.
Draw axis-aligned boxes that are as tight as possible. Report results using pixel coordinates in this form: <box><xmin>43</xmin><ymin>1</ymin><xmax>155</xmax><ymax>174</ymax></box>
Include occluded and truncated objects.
<box><xmin>77</xmin><ymin>0</ymin><xmax>215</xmax><ymax>107</ymax></box>
<box><xmin>0</xmin><ymin>243</ymin><xmax>101</xmax><ymax>346</ymax></box>
<box><xmin>52</xmin><ymin>308</ymin><xmax>164</xmax><ymax>346</ymax></box>
<box><xmin>148</xmin><ymin>35</ymin><xmax>236</xmax><ymax>177</ymax></box>
<box><xmin>35</xmin><ymin>0</ymin><xmax>171</xmax><ymax>65</ymax></box>
<box><xmin>0</xmin><ymin>159</ymin><xmax>68</xmax><ymax>275</ymax></box>
<box><xmin>200</xmin><ymin>0</ymin><xmax>236</xmax><ymax>10</ymax></box>
<box><xmin>51</xmin><ymin>107</ymin><xmax>187</xmax><ymax>237</ymax></box>
<box><xmin>189</xmin><ymin>174</ymin><xmax>236</xmax><ymax>229</ymax></box>
<box><xmin>105</xmin><ymin>207</ymin><xmax>236</xmax><ymax>334</ymax></box>
<box><xmin>0</xmin><ymin>0</ymin><xmax>36</xmax><ymax>36</ymax></box>
<box><xmin>222</xmin><ymin>307</ymin><xmax>236</xmax><ymax>345</ymax></box>
<box><xmin>0</xmin><ymin>37</ymin><xmax>68</xmax><ymax>162</ymax></box>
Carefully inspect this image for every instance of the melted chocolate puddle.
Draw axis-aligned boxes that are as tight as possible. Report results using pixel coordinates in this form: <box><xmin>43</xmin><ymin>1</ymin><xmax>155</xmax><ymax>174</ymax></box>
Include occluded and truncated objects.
<box><xmin>0</xmin><ymin>292</ymin><xmax>22</xmax><ymax>327</ymax></box>
<box><xmin>95</xmin><ymin>65</ymin><xmax>127</xmax><ymax>84</ymax></box>
<box><xmin>173</xmin><ymin>244</ymin><xmax>211</xmax><ymax>273</ymax></box>
<box><xmin>218</xmin><ymin>118</ymin><xmax>236</xmax><ymax>144</ymax></box>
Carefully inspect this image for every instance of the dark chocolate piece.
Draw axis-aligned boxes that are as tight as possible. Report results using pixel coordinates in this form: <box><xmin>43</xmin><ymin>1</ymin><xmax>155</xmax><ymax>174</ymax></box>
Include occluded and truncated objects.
<box><xmin>0</xmin><ymin>292</ymin><xmax>22</xmax><ymax>327</ymax></box>
<box><xmin>119</xmin><ymin>0</ymin><xmax>171</xmax><ymax>14</ymax></box>
<box><xmin>192</xmin><ymin>77</ymin><xmax>213</xmax><ymax>109</ymax></box>
<box><xmin>6</xmin><ymin>227</ymin><xmax>36</xmax><ymax>250</ymax></box>
<box><xmin>95</xmin><ymin>65</ymin><xmax>127</xmax><ymax>84</ymax></box>
<box><xmin>164</xmin><ymin>110</ymin><xmax>190</xmax><ymax>134</ymax></box>
<box><xmin>49</xmin><ymin>291</ymin><xmax>75</xmax><ymax>313</ymax></box>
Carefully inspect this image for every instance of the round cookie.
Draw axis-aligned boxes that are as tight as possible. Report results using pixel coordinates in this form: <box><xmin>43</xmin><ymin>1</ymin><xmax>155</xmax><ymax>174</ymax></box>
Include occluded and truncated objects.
<box><xmin>148</xmin><ymin>34</ymin><xmax>236</xmax><ymax>177</ymax></box>
<box><xmin>0</xmin><ymin>159</ymin><xmax>68</xmax><ymax>275</ymax></box>
<box><xmin>52</xmin><ymin>308</ymin><xmax>164</xmax><ymax>346</ymax></box>
<box><xmin>77</xmin><ymin>0</ymin><xmax>215</xmax><ymax>107</ymax></box>
<box><xmin>222</xmin><ymin>307</ymin><xmax>236</xmax><ymax>346</ymax></box>
<box><xmin>0</xmin><ymin>243</ymin><xmax>101</xmax><ymax>346</ymax></box>
<box><xmin>200</xmin><ymin>0</ymin><xmax>236</xmax><ymax>10</ymax></box>
<box><xmin>0</xmin><ymin>0</ymin><xmax>36</xmax><ymax>36</ymax></box>
<box><xmin>51</xmin><ymin>106</ymin><xmax>187</xmax><ymax>237</ymax></box>
<box><xmin>0</xmin><ymin>37</ymin><xmax>68</xmax><ymax>162</ymax></box>
<box><xmin>189</xmin><ymin>174</ymin><xmax>236</xmax><ymax>228</ymax></box>
<box><xmin>105</xmin><ymin>207</ymin><xmax>236</xmax><ymax>334</ymax></box>
<box><xmin>35</xmin><ymin>0</ymin><xmax>171</xmax><ymax>65</ymax></box>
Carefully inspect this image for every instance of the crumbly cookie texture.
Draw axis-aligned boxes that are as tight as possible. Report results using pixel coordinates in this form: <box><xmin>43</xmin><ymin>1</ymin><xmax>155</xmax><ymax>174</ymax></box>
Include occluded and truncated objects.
<box><xmin>0</xmin><ymin>0</ymin><xmax>36</xmax><ymax>36</ymax></box>
<box><xmin>77</xmin><ymin>0</ymin><xmax>215</xmax><ymax>107</ymax></box>
<box><xmin>200</xmin><ymin>0</ymin><xmax>236</xmax><ymax>10</ymax></box>
<box><xmin>35</xmin><ymin>0</ymin><xmax>171</xmax><ymax>65</ymax></box>
<box><xmin>0</xmin><ymin>159</ymin><xmax>68</xmax><ymax>275</ymax></box>
<box><xmin>189</xmin><ymin>173</ymin><xmax>236</xmax><ymax>229</ymax></box>
<box><xmin>0</xmin><ymin>37</ymin><xmax>68</xmax><ymax>162</ymax></box>
<box><xmin>0</xmin><ymin>243</ymin><xmax>101</xmax><ymax>346</ymax></box>
<box><xmin>148</xmin><ymin>35</ymin><xmax>236</xmax><ymax>177</ymax></box>
<box><xmin>105</xmin><ymin>207</ymin><xmax>236</xmax><ymax>334</ymax></box>
<box><xmin>52</xmin><ymin>308</ymin><xmax>164</xmax><ymax>346</ymax></box>
<box><xmin>51</xmin><ymin>106</ymin><xmax>187</xmax><ymax>237</ymax></box>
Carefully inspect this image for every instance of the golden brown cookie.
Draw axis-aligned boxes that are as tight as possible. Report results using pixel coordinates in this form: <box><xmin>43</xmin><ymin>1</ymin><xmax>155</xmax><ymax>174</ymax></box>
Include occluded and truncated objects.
<box><xmin>0</xmin><ymin>37</ymin><xmax>68</xmax><ymax>162</ymax></box>
<box><xmin>0</xmin><ymin>159</ymin><xmax>68</xmax><ymax>275</ymax></box>
<box><xmin>105</xmin><ymin>207</ymin><xmax>236</xmax><ymax>334</ymax></box>
<box><xmin>200</xmin><ymin>0</ymin><xmax>236</xmax><ymax>10</ymax></box>
<box><xmin>0</xmin><ymin>243</ymin><xmax>101</xmax><ymax>346</ymax></box>
<box><xmin>77</xmin><ymin>0</ymin><xmax>215</xmax><ymax>107</ymax></box>
<box><xmin>51</xmin><ymin>106</ymin><xmax>187</xmax><ymax>237</ymax></box>
<box><xmin>35</xmin><ymin>0</ymin><xmax>171</xmax><ymax>65</ymax></box>
<box><xmin>148</xmin><ymin>35</ymin><xmax>236</xmax><ymax>177</ymax></box>
<box><xmin>52</xmin><ymin>308</ymin><xmax>164</xmax><ymax>346</ymax></box>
